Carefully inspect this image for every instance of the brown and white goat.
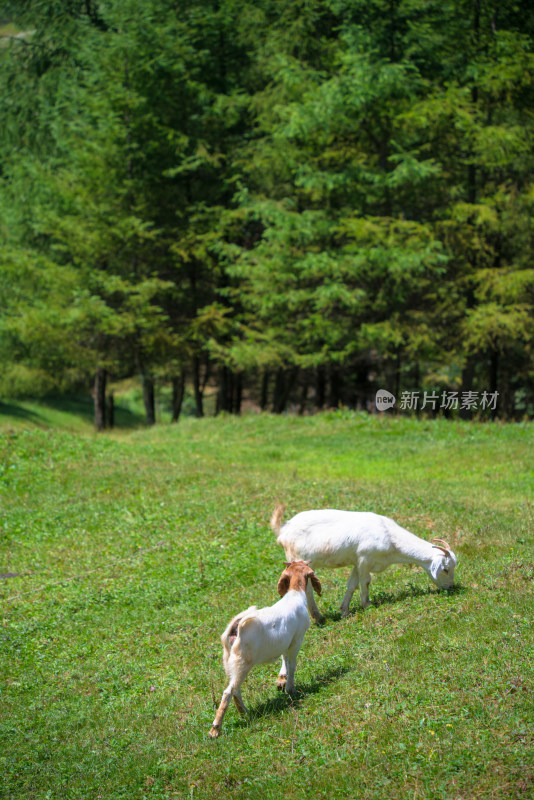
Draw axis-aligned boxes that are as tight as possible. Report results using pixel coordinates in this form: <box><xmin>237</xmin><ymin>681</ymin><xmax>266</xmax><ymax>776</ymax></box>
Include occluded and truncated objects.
<box><xmin>209</xmin><ymin>561</ymin><xmax>321</xmax><ymax>739</ymax></box>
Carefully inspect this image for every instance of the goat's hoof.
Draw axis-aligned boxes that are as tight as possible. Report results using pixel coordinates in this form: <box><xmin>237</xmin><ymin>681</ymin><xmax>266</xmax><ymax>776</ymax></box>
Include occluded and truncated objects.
<box><xmin>209</xmin><ymin>726</ymin><xmax>220</xmax><ymax>739</ymax></box>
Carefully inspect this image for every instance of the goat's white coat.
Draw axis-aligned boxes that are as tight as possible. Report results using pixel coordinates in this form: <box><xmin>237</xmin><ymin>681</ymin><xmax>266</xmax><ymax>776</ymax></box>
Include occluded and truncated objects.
<box><xmin>274</xmin><ymin>508</ymin><xmax>457</xmax><ymax>620</ymax></box>
<box><xmin>209</xmin><ymin>564</ymin><xmax>318</xmax><ymax>738</ymax></box>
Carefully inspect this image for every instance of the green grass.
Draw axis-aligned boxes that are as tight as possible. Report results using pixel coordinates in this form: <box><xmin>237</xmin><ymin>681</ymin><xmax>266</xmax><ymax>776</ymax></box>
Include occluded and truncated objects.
<box><xmin>1</xmin><ymin>407</ymin><xmax>533</xmax><ymax>799</ymax></box>
<box><xmin>0</xmin><ymin>23</ymin><xmax>18</xmax><ymax>36</ymax></box>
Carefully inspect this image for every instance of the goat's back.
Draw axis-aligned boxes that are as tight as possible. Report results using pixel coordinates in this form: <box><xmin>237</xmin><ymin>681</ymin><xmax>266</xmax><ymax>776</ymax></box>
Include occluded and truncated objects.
<box><xmin>226</xmin><ymin>592</ymin><xmax>310</xmax><ymax>665</ymax></box>
<box><xmin>277</xmin><ymin>509</ymin><xmax>401</xmax><ymax>567</ymax></box>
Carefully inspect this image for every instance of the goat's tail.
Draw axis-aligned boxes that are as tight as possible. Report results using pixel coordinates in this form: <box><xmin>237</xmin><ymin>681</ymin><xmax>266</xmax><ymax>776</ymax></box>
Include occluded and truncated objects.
<box><xmin>270</xmin><ymin>502</ymin><xmax>286</xmax><ymax>537</ymax></box>
<box><xmin>221</xmin><ymin>607</ymin><xmax>258</xmax><ymax>661</ymax></box>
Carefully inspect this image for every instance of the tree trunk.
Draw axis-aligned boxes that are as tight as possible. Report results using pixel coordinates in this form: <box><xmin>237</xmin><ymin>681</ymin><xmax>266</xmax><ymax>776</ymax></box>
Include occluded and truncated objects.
<box><xmin>272</xmin><ymin>367</ymin><xmax>297</xmax><ymax>414</ymax></box>
<box><xmin>260</xmin><ymin>371</ymin><xmax>269</xmax><ymax>411</ymax></box>
<box><xmin>489</xmin><ymin>349</ymin><xmax>499</xmax><ymax>420</ymax></box>
<box><xmin>171</xmin><ymin>371</ymin><xmax>186</xmax><ymax>422</ymax></box>
<box><xmin>217</xmin><ymin>365</ymin><xmax>234</xmax><ymax>414</ymax></box>
<box><xmin>459</xmin><ymin>358</ymin><xmax>475</xmax><ymax>420</ymax></box>
<box><xmin>216</xmin><ymin>367</ymin><xmax>226</xmax><ymax>414</ymax></box>
<box><xmin>394</xmin><ymin>349</ymin><xmax>401</xmax><ymax>409</ymax></box>
<box><xmin>107</xmin><ymin>391</ymin><xmax>114</xmax><ymax>429</ymax></box>
<box><xmin>94</xmin><ymin>366</ymin><xmax>107</xmax><ymax>432</ymax></box>
<box><xmin>272</xmin><ymin>368</ymin><xmax>285</xmax><ymax>414</ymax></box>
<box><xmin>193</xmin><ymin>356</ymin><xmax>204</xmax><ymax>417</ymax></box>
<box><xmin>233</xmin><ymin>372</ymin><xmax>243</xmax><ymax>415</ymax></box>
<box><xmin>142</xmin><ymin>375</ymin><xmax>156</xmax><ymax>425</ymax></box>
<box><xmin>329</xmin><ymin>366</ymin><xmax>343</xmax><ymax>408</ymax></box>
<box><xmin>315</xmin><ymin>366</ymin><xmax>326</xmax><ymax>411</ymax></box>
<box><xmin>298</xmin><ymin>380</ymin><xmax>309</xmax><ymax>415</ymax></box>
<box><xmin>354</xmin><ymin>362</ymin><xmax>369</xmax><ymax>411</ymax></box>
<box><xmin>216</xmin><ymin>368</ymin><xmax>242</xmax><ymax>415</ymax></box>
<box><xmin>490</xmin><ymin>349</ymin><xmax>498</xmax><ymax>394</ymax></box>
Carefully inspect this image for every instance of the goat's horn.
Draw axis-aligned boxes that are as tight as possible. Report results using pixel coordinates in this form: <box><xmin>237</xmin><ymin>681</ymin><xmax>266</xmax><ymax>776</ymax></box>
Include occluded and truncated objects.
<box><xmin>431</xmin><ymin>538</ymin><xmax>451</xmax><ymax>555</ymax></box>
<box><xmin>431</xmin><ymin>540</ymin><xmax>450</xmax><ymax>557</ymax></box>
<box><xmin>431</xmin><ymin>537</ymin><xmax>452</xmax><ymax>550</ymax></box>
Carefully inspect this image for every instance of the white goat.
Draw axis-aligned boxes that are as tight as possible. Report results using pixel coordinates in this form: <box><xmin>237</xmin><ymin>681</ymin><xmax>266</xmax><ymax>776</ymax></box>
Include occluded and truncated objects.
<box><xmin>209</xmin><ymin>560</ymin><xmax>321</xmax><ymax>739</ymax></box>
<box><xmin>271</xmin><ymin>504</ymin><xmax>457</xmax><ymax>622</ymax></box>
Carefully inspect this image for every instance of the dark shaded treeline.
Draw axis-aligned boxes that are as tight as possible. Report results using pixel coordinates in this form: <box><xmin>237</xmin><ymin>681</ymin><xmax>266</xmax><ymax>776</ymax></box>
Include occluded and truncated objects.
<box><xmin>0</xmin><ymin>0</ymin><xmax>533</xmax><ymax>426</ymax></box>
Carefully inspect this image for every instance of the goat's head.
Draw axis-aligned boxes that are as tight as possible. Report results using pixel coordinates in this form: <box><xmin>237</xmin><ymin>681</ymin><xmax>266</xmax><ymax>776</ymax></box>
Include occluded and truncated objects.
<box><xmin>429</xmin><ymin>539</ymin><xmax>457</xmax><ymax>588</ymax></box>
<box><xmin>277</xmin><ymin>561</ymin><xmax>322</xmax><ymax>597</ymax></box>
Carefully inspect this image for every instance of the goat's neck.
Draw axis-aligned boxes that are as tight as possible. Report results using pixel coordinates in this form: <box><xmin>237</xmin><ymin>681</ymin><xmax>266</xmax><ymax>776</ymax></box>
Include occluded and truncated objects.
<box><xmin>281</xmin><ymin>588</ymin><xmax>308</xmax><ymax>606</ymax></box>
<box><xmin>394</xmin><ymin>531</ymin><xmax>436</xmax><ymax>568</ymax></box>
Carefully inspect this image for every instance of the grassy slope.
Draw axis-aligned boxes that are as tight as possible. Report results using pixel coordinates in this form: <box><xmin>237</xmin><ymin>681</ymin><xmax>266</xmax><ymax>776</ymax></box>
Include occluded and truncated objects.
<box><xmin>0</xmin><ymin>408</ymin><xmax>533</xmax><ymax>800</ymax></box>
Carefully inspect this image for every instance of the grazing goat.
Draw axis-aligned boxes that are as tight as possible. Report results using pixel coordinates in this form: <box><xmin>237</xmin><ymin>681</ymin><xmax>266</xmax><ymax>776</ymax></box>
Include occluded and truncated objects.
<box><xmin>209</xmin><ymin>561</ymin><xmax>321</xmax><ymax>739</ymax></box>
<box><xmin>271</xmin><ymin>504</ymin><xmax>456</xmax><ymax>622</ymax></box>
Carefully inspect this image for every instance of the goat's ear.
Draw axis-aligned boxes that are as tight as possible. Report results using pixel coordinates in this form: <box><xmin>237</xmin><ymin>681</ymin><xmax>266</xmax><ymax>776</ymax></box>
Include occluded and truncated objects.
<box><xmin>310</xmin><ymin>573</ymin><xmax>322</xmax><ymax>596</ymax></box>
<box><xmin>277</xmin><ymin>571</ymin><xmax>291</xmax><ymax>597</ymax></box>
<box><xmin>430</xmin><ymin>555</ymin><xmax>443</xmax><ymax>582</ymax></box>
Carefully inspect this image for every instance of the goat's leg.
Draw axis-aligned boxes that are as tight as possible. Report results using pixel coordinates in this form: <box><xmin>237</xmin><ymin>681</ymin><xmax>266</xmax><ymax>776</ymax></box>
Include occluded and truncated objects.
<box><xmin>232</xmin><ymin>687</ymin><xmax>247</xmax><ymax>714</ymax></box>
<box><xmin>359</xmin><ymin>568</ymin><xmax>372</xmax><ymax>608</ymax></box>
<box><xmin>277</xmin><ymin>655</ymin><xmax>288</xmax><ymax>690</ymax></box>
<box><xmin>284</xmin><ymin>654</ymin><xmax>298</xmax><ymax>695</ymax></box>
<box><xmin>305</xmin><ymin>579</ymin><xmax>324</xmax><ymax>624</ymax></box>
<box><xmin>283</xmin><ymin>636</ymin><xmax>305</xmax><ymax>695</ymax></box>
<box><xmin>340</xmin><ymin>566</ymin><xmax>359</xmax><ymax>617</ymax></box>
<box><xmin>210</xmin><ymin>683</ymin><xmax>234</xmax><ymax>738</ymax></box>
<box><xmin>210</xmin><ymin>664</ymin><xmax>249</xmax><ymax>738</ymax></box>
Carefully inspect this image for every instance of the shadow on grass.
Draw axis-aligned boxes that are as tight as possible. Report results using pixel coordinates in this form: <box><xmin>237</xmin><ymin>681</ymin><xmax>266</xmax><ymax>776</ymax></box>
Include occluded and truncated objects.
<box><xmin>41</xmin><ymin>394</ymin><xmax>146</xmax><ymax>428</ymax></box>
<box><xmin>0</xmin><ymin>401</ymin><xmax>45</xmax><ymax>424</ymax></box>
<box><xmin>1</xmin><ymin>395</ymin><xmax>147</xmax><ymax>430</ymax></box>
<box><xmin>231</xmin><ymin>666</ymin><xmax>351</xmax><ymax>731</ymax></box>
<box><xmin>316</xmin><ymin>582</ymin><xmax>468</xmax><ymax>622</ymax></box>
<box><xmin>318</xmin><ymin>610</ymin><xmax>344</xmax><ymax>623</ymax></box>
<box><xmin>371</xmin><ymin>582</ymin><xmax>467</xmax><ymax>607</ymax></box>
<box><xmin>39</xmin><ymin>394</ymin><xmax>96</xmax><ymax>423</ymax></box>
<box><xmin>112</xmin><ymin>405</ymin><xmax>149</xmax><ymax>429</ymax></box>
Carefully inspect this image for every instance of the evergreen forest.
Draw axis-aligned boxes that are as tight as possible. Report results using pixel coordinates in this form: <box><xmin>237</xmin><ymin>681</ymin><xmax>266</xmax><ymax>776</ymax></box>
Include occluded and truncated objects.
<box><xmin>1</xmin><ymin>0</ymin><xmax>533</xmax><ymax>424</ymax></box>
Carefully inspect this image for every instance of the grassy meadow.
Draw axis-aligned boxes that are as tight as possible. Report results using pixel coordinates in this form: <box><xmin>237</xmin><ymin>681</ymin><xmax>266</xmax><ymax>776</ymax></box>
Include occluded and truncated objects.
<box><xmin>1</xmin><ymin>402</ymin><xmax>533</xmax><ymax>799</ymax></box>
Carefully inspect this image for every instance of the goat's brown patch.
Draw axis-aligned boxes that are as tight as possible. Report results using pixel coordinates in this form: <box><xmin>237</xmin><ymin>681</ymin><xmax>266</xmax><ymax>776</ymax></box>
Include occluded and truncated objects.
<box><xmin>277</xmin><ymin>561</ymin><xmax>322</xmax><ymax>596</ymax></box>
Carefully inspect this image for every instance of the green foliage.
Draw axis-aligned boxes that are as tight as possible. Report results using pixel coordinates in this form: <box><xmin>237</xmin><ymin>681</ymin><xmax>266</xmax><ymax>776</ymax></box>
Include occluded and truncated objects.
<box><xmin>0</xmin><ymin>0</ymin><xmax>533</xmax><ymax>414</ymax></box>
